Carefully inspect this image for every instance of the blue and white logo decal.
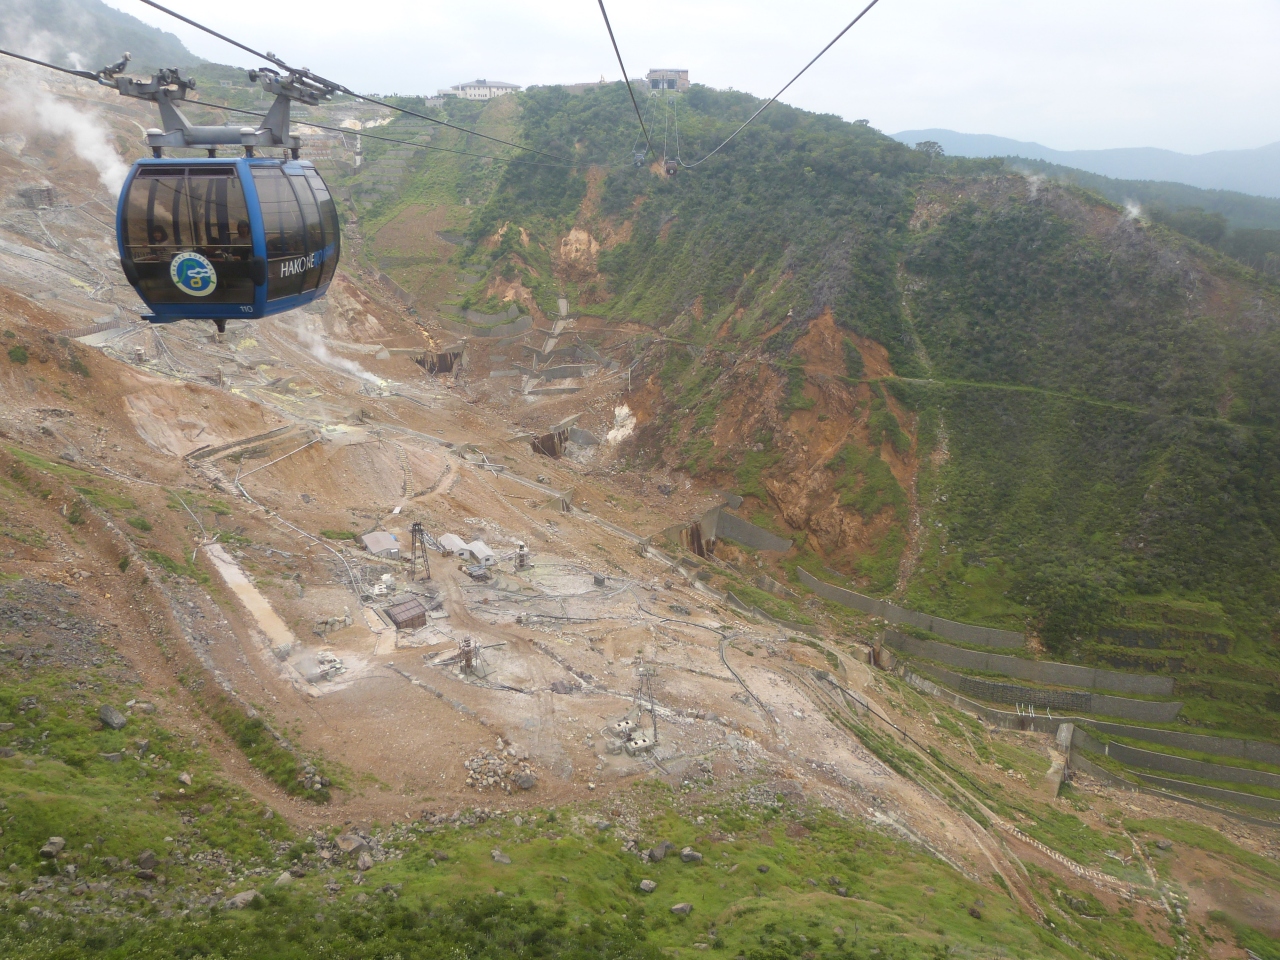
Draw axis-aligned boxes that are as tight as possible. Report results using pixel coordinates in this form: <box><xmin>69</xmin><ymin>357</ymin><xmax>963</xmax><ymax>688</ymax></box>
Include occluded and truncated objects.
<box><xmin>169</xmin><ymin>251</ymin><xmax>218</xmax><ymax>297</ymax></box>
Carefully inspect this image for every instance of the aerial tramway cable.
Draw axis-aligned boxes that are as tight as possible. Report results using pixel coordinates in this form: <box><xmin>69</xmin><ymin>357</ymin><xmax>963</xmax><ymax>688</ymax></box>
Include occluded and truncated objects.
<box><xmin>595</xmin><ymin>0</ymin><xmax>654</xmax><ymax>160</ymax></box>
<box><xmin>598</xmin><ymin>0</ymin><xmax>884</xmax><ymax>170</ymax></box>
<box><xmin>135</xmin><ymin>0</ymin><xmax>576</xmax><ymax>164</ymax></box>
<box><xmin>193</xmin><ymin>100</ymin><xmax>581</xmax><ymax>168</ymax></box>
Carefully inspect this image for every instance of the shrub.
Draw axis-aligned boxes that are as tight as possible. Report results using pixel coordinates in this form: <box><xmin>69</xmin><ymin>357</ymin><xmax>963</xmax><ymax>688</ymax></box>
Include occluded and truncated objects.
<box><xmin>7</xmin><ymin>344</ymin><xmax>27</xmax><ymax>365</ymax></box>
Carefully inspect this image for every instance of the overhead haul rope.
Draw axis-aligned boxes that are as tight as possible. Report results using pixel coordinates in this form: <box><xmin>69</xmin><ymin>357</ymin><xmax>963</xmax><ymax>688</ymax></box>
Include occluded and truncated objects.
<box><xmin>0</xmin><ymin>47</ymin><xmax>108</xmax><ymax>81</ymax></box>
<box><xmin>193</xmin><ymin>100</ymin><xmax>580</xmax><ymax>168</ymax></box>
<box><xmin>600</xmin><ymin>0</ymin><xmax>885</xmax><ymax>169</ymax></box>
<box><xmin>595</xmin><ymin>0</ymin><xmax>654</xmax><ymax>159</ymax></box>
<box><xmin>679</xmin><ymin>0</ymin><xmax>883</xmax><ymax>167</ymax></box>
<box><xmin>136</xmin><ymin>0</ymin><xmax>576</xmax><ymax>164</ymax></box>
<box><xmin>0</xmin><ymin>48</ymin><xmax>624</xmax><ymax>172</ymax></box>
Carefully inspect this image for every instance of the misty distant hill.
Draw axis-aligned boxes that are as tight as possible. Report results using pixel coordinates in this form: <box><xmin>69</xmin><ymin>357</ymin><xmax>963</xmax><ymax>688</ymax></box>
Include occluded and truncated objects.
<box><xmin>894</xmin><ymin>128</ymin><xmax>1280</xmax><ymax>200</ymax></box>
<box><xmin>0</xmin><ymin>0</ymin><xmax>200</xmax><ymax>72</ymax></box>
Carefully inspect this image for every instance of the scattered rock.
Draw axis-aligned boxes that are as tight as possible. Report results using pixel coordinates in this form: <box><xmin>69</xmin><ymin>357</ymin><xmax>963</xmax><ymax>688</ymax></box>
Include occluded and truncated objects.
<box><xmin>39</xmin><ymin>838</ymin><xmax>65</xmax><ymax>859</ymax></box>
<box><xmin>99</xmin><ymin>752</ymin><xmax>122</xmax><ymax>763</ymax></box>
<box><xmin>1156</xmin><ymin>839</ymin><xmax>1173</xmax><ymax>851</ymax></box>
<box><xmin>639</xmin><ymin>879</ymin><xmax>657</xmax><ymax>893</ymax></box>
<box><xmin>680</xmin><ymin>846</ymin><xmax>702</xmax><ymax>863</ymax></box>
<box><xmin>136</xmin><ymin>850</ymin><xmax>158</xmax><ymax>870</ymax></box>
<box><xmin>0</xmin><ymin>723</ymin><xmax>13</xmax><ymax>732</ymax></box>
<box><xmin>757</xmin><ymin>864</ymin><xmax>770</xmax><ymax>873</ymax></box>
<box><xmin>133</xmin><ymin>702</ymin><xmax>156</xmax><ymax>715</ymax></box>
<box><xmin>356</xmin><ymin>852</ymin><xmax>373</xmax><ymax>872</ymax></box>
<box><xmin>98</xmin><ymin>705</ymin><xmax>127</xmax><ymax>731</ymax></box>
<box><xmin>968</xmin><ymin>906</ymin><xmax>982</xmax><ymax>920</ymax></box>
<box><xmin>671</xmin><ymin>903</ymin><xmax>693</xmax><ymax>915</ymax></box>
<box><xmin>550</xmin><ymin>680</ymin><xmax>575</xmax><ymax>695</ymax></box>
<box><xmin>0</xmin><ymin>748</ymin><xmax>14</xmax><ymax>759</ymax></box>
<box><xmin>178</xmin><ymin>772</ymin><xmax>192</xmax><ymax>786</ymax></box>
<box><xmin>134</xmin><ymin>869</ymin><xmax>155</xmax><ymax>881</ymax></box>
<box><xmin>669</xmin><ymin>605</ymin><xmax>691</xmax><ymax>617</ymax></box>
<box><xmin>649</xmin><ymin>841</ymin><xmax>675</xmax><ymax>862</ymax></box>
<box><xmin>335</xmin><ymin>834</ymin><xmax>369</xmax><ymax>855</ymax></box>
<box><xmin>464</xmin><ymin>749</ymin><xmax>538</xmax><ymax>793</ymax></box>
<box><xmin>491</xmin><ymin>849</ymin><xmax>511</xmax><ymax>865</ymax></box>
<box><xmin>199</xmin><ymin>804</ymin><xmax>214</xmax><ymax>815</ymax></box>
<box><xmin>224</xmin><ymin>890</ymin><xmax>260</xmax><ymax>910</ymax></box>
<box><xmin>289</xmin><ymin>864</ymin><xmax>307</xmax><ymax>878</ymax></box>
<box><xmin>837</xmin><ymin>887</ymin><xmax>848</xmax><ymax>897</ymax></box>
<box><xmin>134</xmin><ymin>739</ymin><xmax>150</xmax><ymax>756</ymax></box>
<box><xmin>274</xmin><ymin>871</ymin><xmax>293</xmax><ymax>886</ymax></box>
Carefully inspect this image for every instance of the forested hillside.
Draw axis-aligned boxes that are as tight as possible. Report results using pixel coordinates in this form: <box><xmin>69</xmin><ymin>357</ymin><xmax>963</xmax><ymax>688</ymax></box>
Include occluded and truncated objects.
<box><xmin>359</xmin><ymin>82</ymin><xmax>1280</xmax><ymax>737</ymax></box>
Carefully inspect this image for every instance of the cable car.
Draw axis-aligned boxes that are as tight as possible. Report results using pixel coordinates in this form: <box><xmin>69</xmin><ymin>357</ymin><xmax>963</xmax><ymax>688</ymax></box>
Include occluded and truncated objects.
<box><xmin>60</xmin><ymin>56</ymin><xmax>344</xmax><ymax>331</ymax></box>
<box><xmin>664</xmin><ymin>159</ymin><xmax>678</xmax><ymax>176</ymax></box>
<box><xmin>117</xmin><ymin>157</ymin><xmax>340</xmax><ymax>332</ymax></box>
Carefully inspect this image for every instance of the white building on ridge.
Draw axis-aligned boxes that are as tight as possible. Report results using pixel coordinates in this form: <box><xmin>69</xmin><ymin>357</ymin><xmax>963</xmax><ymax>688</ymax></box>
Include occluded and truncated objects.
<box><xmin>439</xmin><ymin>79</ymin><xmax>521</xmax><ymax>100</ymax></box>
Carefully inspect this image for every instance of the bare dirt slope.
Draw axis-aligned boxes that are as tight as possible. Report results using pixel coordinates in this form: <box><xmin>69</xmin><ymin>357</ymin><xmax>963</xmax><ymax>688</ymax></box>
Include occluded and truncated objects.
<box><xmin>1</xmin><ymin>67</ymin><xmax>1276</xmax><ymax>954</ymax></box>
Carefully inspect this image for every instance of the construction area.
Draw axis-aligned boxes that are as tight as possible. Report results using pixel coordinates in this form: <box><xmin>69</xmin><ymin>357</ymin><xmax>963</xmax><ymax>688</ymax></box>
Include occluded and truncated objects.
<box><xmin>1</xmin><ymin>60</ymin><xmax>1277</xmax><ymax>946</ymax></box>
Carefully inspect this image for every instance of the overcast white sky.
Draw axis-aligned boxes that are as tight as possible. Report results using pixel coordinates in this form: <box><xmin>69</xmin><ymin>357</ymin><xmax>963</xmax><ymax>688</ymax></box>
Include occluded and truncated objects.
<box><xmin>105</xmin><ymin>0</ymin><xmax>1279</xmax><ymax>154</ymax></box>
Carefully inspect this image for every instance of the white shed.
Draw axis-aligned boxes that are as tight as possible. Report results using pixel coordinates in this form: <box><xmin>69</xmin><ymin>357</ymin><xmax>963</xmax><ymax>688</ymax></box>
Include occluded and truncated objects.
<box><xmin>360</xmin><ymin>531</ymin><xmax>400</xmax><ymax>558</ymax></box>
<box><xmin>465</xmin><ymin>540</ymin><xmax>496</xmax><ymax>566</ymax></box>
<box><xmin>439</xmin><ymin>533</ymin><xmax>469</xmax><ymax>556</ymax></box>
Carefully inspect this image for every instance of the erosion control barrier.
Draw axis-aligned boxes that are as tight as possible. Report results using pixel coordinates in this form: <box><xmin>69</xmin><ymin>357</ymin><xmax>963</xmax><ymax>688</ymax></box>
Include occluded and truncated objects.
<box><xmin>704</xmin><ymin>507</ymin><xmax>792</xmax><ymax>552</ymax></box>
<box><xmin>884</xmin><ymin>630</ymin><xmax>1174</xmax><ymax>696</ymax></box>
<box><xmin>911</xmin><ymin>662</ymin><xmax>1182</xmax><ymax>723</ymax></box>
<box><xmin>439</xmin><ymin>316</ymin><xmax>533</xmax><ymax>339</ymax></box>
<box><xmin>798</xmin><ymin>569</ymin><xmax>1023</xmax><ymax>648</ymax></box>
<box><xmin>1071</xmin><ymin>729</ymin><xmax>1280</xmax><ymax>791</ymax></box>
<box><xmin>441</xmin><ymin>303</ymin><xmax>523</xmax><ymax>325</ymax></box>
<box><xmin>1129</xmin><ymin>773</ymin><xmax>1280</xmax><ymax>815</ymax></box>
<box><xmin>1082</xmin><ymin>720</ymin><xmax>1280</xmax><ymax>767</ymax></box>
<box><xmin>1070</xmin><ymin>728</ymin><xmax>1280</xmax><ymax>816</ymax></box>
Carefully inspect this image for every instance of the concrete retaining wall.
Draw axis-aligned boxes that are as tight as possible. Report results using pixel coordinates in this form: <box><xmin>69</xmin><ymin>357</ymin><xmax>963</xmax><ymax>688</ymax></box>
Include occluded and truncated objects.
<box><xmin>1131</xmin><ymin>773</ymin><xmax>1280</xmax><ymax>814</ymax></box>
<box><xmin>884</xmin><ymin>630</ymin><xmax>1174</xmax><ymax>696</ymax></box>
<box><xmin>438</xmin><ymin>316</ymin><xmax>533</xmax><ymax>339</ymax></box>
<box><xmin>798</xmin><ymin>569</ymin><xmax>1024</xmax><ymax>648</ymax></box>
<box><xmin>705</xmin><ymin>507</ymin><xmax>793</xmax><ymax>552</ymax></box>
<box><xmin>901</xmin><ymin>666</ymin><xmax>1278</xmax><ymax>818</ymax></box>
<box><xmin>1088</xmin><ymin>738</ymin><xmax>1280</xmax><ymax>791</ymax></box>
<box><xmin>1083</xmin><ymin>720</ymin><xmax>1280</xmax><ymax>767</ymax></box>
<box><xmin>912</xmin><ymin>662</ymin><xmax>1182</xmax><ymax>722</ymax></box>
<box><xmin>441</xmin><ymin>303</ymin><xmax>522</xmax><ymax>325</ymax></box>
<box><xmin>901</xmin><ymin>665</ymin><xmax>1277</xmax><ymax>765</ymax></box>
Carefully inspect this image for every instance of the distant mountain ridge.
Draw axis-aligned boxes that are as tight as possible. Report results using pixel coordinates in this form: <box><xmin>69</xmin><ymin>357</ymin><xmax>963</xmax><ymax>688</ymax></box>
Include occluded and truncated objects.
<box><xmin>0</xmin><ymin>0</ymin><xmax>200</xmax><ymax>72</ymax></box>
<box><xmin>893</xmin><ymin>128</ymin><xmax>1280</xmax><ymax>199</ymax></box>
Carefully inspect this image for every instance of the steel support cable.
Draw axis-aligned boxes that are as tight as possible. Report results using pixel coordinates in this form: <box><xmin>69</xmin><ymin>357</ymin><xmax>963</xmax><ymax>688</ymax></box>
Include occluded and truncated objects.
<box><xmin>0</xmin><ymin>47</ymin><xmax>102</xmax><ymax>81</ymax></box>
<box><xmin>678</xmin><ymin>0</ymin><xmax>884</xmax><ymax>168</ymax></box>
<box><xmin>595</xmin><ymin>0</ymin><xmax>654</xmax><ymax>158</ymax></box>
<box><xmin>136</xmin><ymin>0</ymin><xmax>574</xmax><ymax>163</ymax></box>
<box><xmin>192</xmin><ymin>99</ymin><xmax>580</xmax><ymax>168</ymax></box>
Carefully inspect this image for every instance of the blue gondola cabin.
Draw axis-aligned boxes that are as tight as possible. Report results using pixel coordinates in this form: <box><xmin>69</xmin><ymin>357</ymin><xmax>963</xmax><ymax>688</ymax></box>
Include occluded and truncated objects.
<box><xmin>117</xmin><ymin>156</ymin><xmax>340</xmax><ymax>331</ymax></box>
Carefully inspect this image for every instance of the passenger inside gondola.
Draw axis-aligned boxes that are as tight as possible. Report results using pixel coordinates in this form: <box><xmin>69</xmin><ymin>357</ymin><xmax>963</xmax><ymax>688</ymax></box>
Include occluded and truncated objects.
<box><xmin>232</xmin><ymin>219</ymin><xmax>252</xmax><ymax>259</ymax></box>
<box><xmin>146</xmin><ymin>224</ymin><xmax>169</xmax><ymax>260</ymax></box>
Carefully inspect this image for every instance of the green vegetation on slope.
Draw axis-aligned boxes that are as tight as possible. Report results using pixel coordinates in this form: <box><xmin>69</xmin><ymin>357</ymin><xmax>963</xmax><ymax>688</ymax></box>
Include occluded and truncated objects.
<box><xmin>378</xmin><ymin>84</ymin><xmax>1280</xmax><ymax>734</ymax></box>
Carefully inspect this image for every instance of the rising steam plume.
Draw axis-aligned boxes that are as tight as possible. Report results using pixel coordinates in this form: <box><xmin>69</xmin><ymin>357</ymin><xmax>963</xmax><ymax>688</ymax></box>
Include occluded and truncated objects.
<box><xmin>0</xmin><ymin>79</ymin><xmax>130</xmax><ymax>196</ymax></box>
<box><xmin>1</xmin><ymin>9</ymin><xmax>130</xmax><ymax>197</ymax></box>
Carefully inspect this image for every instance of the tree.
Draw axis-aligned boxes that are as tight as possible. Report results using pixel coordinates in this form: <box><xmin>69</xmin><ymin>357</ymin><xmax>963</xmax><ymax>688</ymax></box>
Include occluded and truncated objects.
<box><xmin>915</xmin><ymin>140</ymin><xmax>944</xmax><ymax>167</ymax></box>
